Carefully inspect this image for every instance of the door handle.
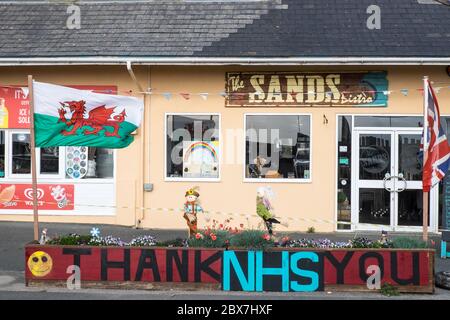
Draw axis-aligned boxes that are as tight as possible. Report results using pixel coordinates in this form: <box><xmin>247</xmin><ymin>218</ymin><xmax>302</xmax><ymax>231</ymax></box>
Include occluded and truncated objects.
<box><xmin>396</xmin><ymin>173</ymin><xmax>407</xmax><ymax>193</ymax></box>
<box><xmin>383</xmin><ymin>173</ymin><xmax>394</xmax><ymax>192</ymax></box>
<box><xmin>383</xmin><ymin>174</ymin><xmax>407</xmax><ymax>193</ymax></box>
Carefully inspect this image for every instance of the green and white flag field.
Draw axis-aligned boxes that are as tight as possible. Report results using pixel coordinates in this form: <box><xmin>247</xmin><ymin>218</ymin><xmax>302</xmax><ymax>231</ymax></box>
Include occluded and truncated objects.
<box><xmin>33</xmin><ymin>81</ymin><xmax>143</xmax><ymax>148</ymax></box>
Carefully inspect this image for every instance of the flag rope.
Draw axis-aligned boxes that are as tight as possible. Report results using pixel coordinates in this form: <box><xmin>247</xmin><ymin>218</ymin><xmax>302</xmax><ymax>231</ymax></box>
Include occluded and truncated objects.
<box><xmin>0</xmin><ymin>197</ymin><xmax>398</xmax><ymax>229</ymax></box>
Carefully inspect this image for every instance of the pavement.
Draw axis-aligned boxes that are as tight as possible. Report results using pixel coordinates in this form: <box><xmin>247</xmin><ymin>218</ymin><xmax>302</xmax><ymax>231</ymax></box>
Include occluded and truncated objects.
<box><xmin>0</xmin><ymin>221</ymin><xmax>449</xmax><ymax>300</ymax></box>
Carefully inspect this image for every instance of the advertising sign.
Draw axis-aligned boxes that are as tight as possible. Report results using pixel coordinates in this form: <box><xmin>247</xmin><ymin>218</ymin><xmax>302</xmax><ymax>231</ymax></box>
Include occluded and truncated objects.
<box><xmin>0</xmin><ymin>183</ymin><xmax>74</xmax><ymax>210</ymax></box>
<box><xmin>0</xmin><ymin>85</ymin><xmax>117</xmax><ymax>129</ymax></box>
<box><xmin>0</xmin><ymin>86</ymin><xmax>30</xmax><ymax>128</ymax></box>
<box><xmin>225</xmin><ymin>71</ymin><xmax>388</xmax><ymax>107</ymax></box>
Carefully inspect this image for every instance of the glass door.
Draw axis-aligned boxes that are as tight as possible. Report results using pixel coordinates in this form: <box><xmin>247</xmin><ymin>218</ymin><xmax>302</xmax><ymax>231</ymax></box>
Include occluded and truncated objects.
<box><xmin>353</xmin><ymin>131</ymin><xmax>394</xmax><ymax>229</ymax></box>
<box><xmin>394</xmin><ymin>131</ymin><xmax>426</xmax><ymax>230</ymax></box>
<box><xmin>352</xmin><ymin>129</ymin><xmax>428</xmax><ymax>231</ymax></box>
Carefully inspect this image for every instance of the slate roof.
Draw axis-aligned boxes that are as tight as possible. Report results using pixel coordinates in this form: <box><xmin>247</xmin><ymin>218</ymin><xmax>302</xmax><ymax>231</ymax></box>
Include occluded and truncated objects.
<box><xmin>0</xmin><ymin>0</ymin><xmax>448</xmax><ymax>59</ymax></box>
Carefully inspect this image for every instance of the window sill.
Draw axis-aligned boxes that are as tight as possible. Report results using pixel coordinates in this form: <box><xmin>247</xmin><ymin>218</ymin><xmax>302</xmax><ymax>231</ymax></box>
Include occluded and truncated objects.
<box><xmin>243</xmin><ymin>178</ymin><xmax>312</xmax><ymax>184</ymax></box>
<box><xmin>0</xmin><ymin>177</ymin><xmax>115</xmax><ymax>184</ymax></box>
<box><xmin>165</xmin><ymin>177</ymin><xmax>221</xmax><ymax>183</ymax></box>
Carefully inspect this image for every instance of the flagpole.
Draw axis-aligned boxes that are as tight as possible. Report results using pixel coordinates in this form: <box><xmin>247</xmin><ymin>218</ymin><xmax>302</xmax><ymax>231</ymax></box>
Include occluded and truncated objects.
<box><xmin>28</xmin><ymin>75</ymin><xmax>39</xmax><ymax>241</ymax></box>
<box><xmin>423</xmin><ymin>76</ymin><xmax>429</xmax><ymax>242</ymax></box>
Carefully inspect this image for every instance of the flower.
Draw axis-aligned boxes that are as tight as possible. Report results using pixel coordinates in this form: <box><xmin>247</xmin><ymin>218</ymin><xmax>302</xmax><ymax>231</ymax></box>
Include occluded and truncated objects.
<box><xmin>210</xmin><ymin>233</ymin><xmax>217</xmax><ymax>241</ymax></box>
<box><xmin>262</xmin><ymin>234</ymin><xmax>271</xmax><ymax>241</ymax></box>
<box><xmin>129</xmin><ymin>235</ymin><xmax>157</xmax><ymax>247</ymax></box>
<box><xmin>195</xmin><ymin>233</ymin><xmax>203</xmax><ymax>240</ymax></box>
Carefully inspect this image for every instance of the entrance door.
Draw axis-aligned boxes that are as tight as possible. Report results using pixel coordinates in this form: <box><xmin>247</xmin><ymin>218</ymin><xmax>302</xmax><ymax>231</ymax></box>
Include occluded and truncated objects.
<box><xmin>352</xmin><ymin>129</ymin><xmax>427</xmax><ymax>231</ymax></box>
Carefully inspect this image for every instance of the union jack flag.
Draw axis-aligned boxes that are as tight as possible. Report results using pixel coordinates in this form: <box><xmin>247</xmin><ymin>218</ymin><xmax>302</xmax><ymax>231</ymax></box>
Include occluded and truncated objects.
<box><xmin>422</xmin><ymin>80</ymin><xmax>450</xmax><ymax>192</ymax></box>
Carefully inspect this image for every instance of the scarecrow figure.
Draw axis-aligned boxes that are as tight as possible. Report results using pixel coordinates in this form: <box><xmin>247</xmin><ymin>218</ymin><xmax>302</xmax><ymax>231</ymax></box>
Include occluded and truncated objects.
<box><xmin>183</xmin><ymin>187</ymin><xmax>203</xmax><ymax>237</ymax></box>
<box><xmin>256</xmin><ymin>186</ymin><xmax>280</xmax><ymax>235</ymax></box>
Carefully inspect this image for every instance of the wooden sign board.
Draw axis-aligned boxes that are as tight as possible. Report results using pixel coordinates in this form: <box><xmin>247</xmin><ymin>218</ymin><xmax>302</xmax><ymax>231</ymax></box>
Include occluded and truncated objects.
<box><xmin>225</xmin><ymin>71</ymin><xmax>388</xmax><ymax>108</ymax></box>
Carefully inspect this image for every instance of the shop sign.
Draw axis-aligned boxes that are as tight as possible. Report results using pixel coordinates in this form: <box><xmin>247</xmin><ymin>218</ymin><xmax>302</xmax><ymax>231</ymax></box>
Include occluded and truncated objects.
<box><xmin>225</xmin><ymin>71</ymin><xmax>388</xmax><ymax>107</ymax></box>
<box><xmin>0</xmin><ymin>183</ymin><xmax>74</xmax><ymax>210</ymax></box>
<box><xmin>0</xmin><ymin>85</ymin><xmax>117</xmax><ymax>129</ymax></box>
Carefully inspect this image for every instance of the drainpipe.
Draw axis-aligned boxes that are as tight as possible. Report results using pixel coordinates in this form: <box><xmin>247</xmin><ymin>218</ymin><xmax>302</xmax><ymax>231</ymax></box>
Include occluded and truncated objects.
<box><xmin>126</xmin><ymin>61</ymin><xmax>147</xmax><ymax>228</ymax></box>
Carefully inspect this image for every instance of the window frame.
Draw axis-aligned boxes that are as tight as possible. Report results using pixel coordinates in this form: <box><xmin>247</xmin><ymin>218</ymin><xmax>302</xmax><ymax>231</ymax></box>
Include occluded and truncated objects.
<box><xmin>243</xmin><ymin>113</ymin><xmax>313</xmax><ymax>183</ymax></box>
<box><xmin>4</xmin><ymin>129</ymin><xmax>115</xmax><ymax>182</ymax></box>
<box><xmin>164</xmin><ymin>112</ymin><xmax>222</xmax><ymax>182</ymax></box>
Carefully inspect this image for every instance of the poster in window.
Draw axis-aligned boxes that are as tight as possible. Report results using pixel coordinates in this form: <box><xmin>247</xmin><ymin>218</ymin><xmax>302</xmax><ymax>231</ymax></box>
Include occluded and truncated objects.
<box><xmin>182</xmin><ymin>141</ymin><xmax>219</xmax><ymax>179</ymax></box>
<box><xmin>0</xmin><ymin>183</ymin><xmax>74</xmax><ymax>210</ymax></box>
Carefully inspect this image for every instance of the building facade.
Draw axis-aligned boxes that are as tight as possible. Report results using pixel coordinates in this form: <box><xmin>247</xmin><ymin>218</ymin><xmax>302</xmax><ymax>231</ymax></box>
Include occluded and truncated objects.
<box><xmin>0</xmin><ymin>0</ymin><xmax>449</xmax><ymax>233</ymax></box>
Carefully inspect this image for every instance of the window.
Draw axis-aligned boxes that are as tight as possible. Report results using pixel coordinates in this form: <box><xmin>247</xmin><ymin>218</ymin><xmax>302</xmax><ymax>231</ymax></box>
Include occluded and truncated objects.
<box><xmin>65</xmin><ymin>147</ymin><xmax>114</xmax><ymax>179</ymax></box>
<box><xmin>12</xmin><ymin>133</ymin><xmax>30</xmax><ymax>174</ymax></box>
<box><xmin>166</xmin><ymin>114</ymin><xmax>220</xmax><ymax>180</ymax></box>
<box><xmin>245</xmin><ymin>114</ymin><xmax>311</xmax><ymax>181</ymax></box>
<box><xmin>40</xmin><ymin>147</ymin><xmax>59</xmax><ymax>175</ymax></box>
<box><xmin>336</xmin><ymin>116</ymin><xmax>352</xmax><ymax>230</ymax></box>
<box><xmin>6</xmin><ymin>131</ymin><xmax>113</xmax><ymax>179</ymax></box>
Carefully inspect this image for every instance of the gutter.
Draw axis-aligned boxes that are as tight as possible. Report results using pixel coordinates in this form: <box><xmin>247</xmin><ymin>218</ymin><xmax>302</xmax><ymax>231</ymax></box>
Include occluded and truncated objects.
<box><xmin>0</xmin><ymin>57</ymin><xmax>449</xmax><ymax>66</ymax></box>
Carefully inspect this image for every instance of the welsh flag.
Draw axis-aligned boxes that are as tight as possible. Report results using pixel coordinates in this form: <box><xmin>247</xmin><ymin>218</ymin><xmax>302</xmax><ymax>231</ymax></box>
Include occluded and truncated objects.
<box><xmin>33</xmin><ymin>81</ymin><xmax>143</xmax><ymax>148</ymax></box>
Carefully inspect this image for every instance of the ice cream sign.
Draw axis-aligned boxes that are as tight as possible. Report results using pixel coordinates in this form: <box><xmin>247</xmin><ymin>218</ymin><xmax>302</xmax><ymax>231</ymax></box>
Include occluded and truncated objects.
<box><xmin>0</xmin><ymin>184</ymin><xmax>74</xmax><ymax>210</ymax></box>
<box><xmin>225</xmin><ymin>71</ymin><xmax>388</xmax><ymax>107</ymax></box>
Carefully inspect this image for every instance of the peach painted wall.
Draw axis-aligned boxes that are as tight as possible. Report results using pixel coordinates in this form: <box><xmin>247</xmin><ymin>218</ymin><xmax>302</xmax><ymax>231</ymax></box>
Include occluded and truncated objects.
<box><xmin>0</xmin><ymin>65</ymin><xmax>448</xmax><ymax>233</ymax></box>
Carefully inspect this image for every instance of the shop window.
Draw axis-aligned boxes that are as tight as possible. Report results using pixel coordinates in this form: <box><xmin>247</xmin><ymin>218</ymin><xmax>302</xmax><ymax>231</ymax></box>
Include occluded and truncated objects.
<box><xmin>40</xmin><ymin>147</ymin><xmax>59</xmax><ymax>175</ymax></box>
<box><xmin>354</xmin><ymin>116</ymin><xmax>423</xmax><ymax>128</ymax></box>
<box><xmin>7</xmin><ymin>131</ymin><xmax>114</xmax><ymax>179</ymax></box>
<box><xmin>12</xmin><ymin>133</ymin><xmax>31</xmax><ymax>174</ymax></box>
<box><xmin>65</xmin><ymin>147</ymin><xmax>114</xmax><ymax>179</ymax></box>
<box><xmin>166</xmin><ymin>114</ymin><xmax>220</xmax><ymax>180</ymax></box>
<box><xmin>337</xmin><ymin>116</ymin><xmax>352</xmax><ymax>230</ymax></box>
<box><xmin>245</xmin><ymin>114</ymin><xmax>310</xmax><ymax>181</ymax></box>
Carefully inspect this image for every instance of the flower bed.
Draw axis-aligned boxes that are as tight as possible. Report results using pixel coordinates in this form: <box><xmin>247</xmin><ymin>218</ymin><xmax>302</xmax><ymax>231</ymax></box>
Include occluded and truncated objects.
<box><xmin>25</xmin><ymin>230</ymin><xmax>435</xmax><ymax>293</ymax></box>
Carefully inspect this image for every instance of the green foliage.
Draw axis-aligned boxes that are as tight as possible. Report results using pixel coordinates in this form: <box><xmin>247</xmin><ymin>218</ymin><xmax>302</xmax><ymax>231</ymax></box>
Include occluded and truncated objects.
<box><xmin>350</xmin><ymin>237</ymin><xmax>392</xmax><ymax>249</ymax></box>
<box><xmin>156</xmin><ymin>238</ymin><xmax>186</xmax><ymax>248</ymax></box>
<box><xmin>380</xmin><ymin>283</ymin><xmax>400</xmax><ymax>297</ymax></box>
<box><xmin>229</xmin><ymin>230</ymin><xmax>274</xmax><ymax>250</ymax></box>
<box><xmin>392</xmin><ymin>237</ymin><xmax>428</xmax><ymax>249</ymax></box>
<box><xmin>47</xmin><ymin>233</ymin><xmax>92</xmax><ymax>246</ymax></box>
<box><xmin>188</xmin><ymin>230</ymin><xmax>230</xmax><ymax>248</ymax></box>
<box><xmin>306</xmin><ymin>226</ymin><xmax>315</xmax><ymax>234</ymax></box>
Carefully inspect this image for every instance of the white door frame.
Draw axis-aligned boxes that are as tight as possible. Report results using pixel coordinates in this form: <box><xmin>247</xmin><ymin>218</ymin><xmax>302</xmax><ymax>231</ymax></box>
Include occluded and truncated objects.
<box><xmin>351</xmin><ymin>127</ymin><xmax>436</xmax><ymax>232</ymax></box>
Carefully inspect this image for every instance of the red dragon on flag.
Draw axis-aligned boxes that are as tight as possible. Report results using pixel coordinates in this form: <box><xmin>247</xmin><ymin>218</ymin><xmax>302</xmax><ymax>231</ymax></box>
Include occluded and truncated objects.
<box><xmin>57</xmin><ymin>100</ymin><xmax>127</xmax><ymax>138</ymax></box>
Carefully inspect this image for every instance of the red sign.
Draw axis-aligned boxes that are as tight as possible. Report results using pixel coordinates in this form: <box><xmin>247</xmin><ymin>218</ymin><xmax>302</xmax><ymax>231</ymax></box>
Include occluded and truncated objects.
<box><xmin>0</xmin><ymin>183</ymin><xmax>74</xmax><ymax>210</ymax></box>
<box><xmin>24</xmin><ymin>246</ymin><xmax>434</xmax><ymax>293</ymax></box>
<box><xmin>0</xmin><ymin>86</ymin><xmax>30</xmax><ymax>128</ymax></box>
<box><xmin>0</xmin><ymin>85</ymin><xmax>117</xmax><ymax>129</ymax></box>
<box><xmin>25</xmin><ymin>247</ymin><xmax>222</xmax><ymax>283</ymax></box>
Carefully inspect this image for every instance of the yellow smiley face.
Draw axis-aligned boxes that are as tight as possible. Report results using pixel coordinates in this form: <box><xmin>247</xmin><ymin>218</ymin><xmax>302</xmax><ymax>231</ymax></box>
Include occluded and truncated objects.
<box><xmin>28</xmin><ymin>251</ymin><xmax>53</xmax><ymax>277</ymax></box>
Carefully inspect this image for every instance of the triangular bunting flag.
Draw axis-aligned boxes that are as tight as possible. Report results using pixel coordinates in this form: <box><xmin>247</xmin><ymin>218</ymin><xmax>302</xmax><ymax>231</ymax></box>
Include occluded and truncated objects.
<box><xmin>400</xmin><ymin>89</ymin><xmax>409</xmax><ymax>96</ymax></box>
<box><xmin>162</xmin><ymin>92</ymin><xmax>172</xmax><ymax>100</ymax></box>
<box><xmin>180</xmin><ymin>93</ymin><xmax>190</xmax><ymax>100</ymax></box>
